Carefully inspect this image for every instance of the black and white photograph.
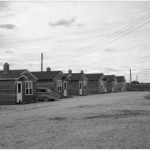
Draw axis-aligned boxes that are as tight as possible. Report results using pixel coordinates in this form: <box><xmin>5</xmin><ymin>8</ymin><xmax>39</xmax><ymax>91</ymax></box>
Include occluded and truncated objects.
<box><xmin>0</xmin><ymin>0</ymin><xmax>150</xmax><ymax>148</ymax></box>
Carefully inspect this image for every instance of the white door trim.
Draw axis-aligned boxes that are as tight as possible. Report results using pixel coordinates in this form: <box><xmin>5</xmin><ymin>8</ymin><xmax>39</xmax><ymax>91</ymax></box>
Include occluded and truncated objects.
<box><xmin>79</xmin><ymin>81</ymin><xmax>82</xmax><ymax>95</ymax></box>
<box><xmin>63</xmin><ymin>81</ymin><xmax>67</xmax><ymax>97</ymax></box>
<box><xmin>17</xmin><ymin>81</ymin><xmax>22</xmax><ymax>103</ymax></box>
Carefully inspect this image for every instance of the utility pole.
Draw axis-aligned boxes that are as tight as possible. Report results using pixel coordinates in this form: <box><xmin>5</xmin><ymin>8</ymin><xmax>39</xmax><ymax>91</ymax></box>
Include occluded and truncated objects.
<box><xmin>130</xmin><ymin>68</ymin><xmax>132</xmax><ymax>83</ymax></box>
<box><xmin>136</xmin><ymin>75</ymin><xmax>138</xmax><ymax>82</ymax></box>
<box><xmin>41</xmin><ymin>52</ymin><xmax>43</xmax><ymax>72</ymax></box>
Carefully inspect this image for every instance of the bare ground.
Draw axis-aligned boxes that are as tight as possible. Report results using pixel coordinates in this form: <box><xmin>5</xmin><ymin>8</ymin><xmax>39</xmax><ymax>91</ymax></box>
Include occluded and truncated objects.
<box><xmin>0</xmin><ymin>91</ymin><xmax>150</xmax><ymax>148</ymax></box>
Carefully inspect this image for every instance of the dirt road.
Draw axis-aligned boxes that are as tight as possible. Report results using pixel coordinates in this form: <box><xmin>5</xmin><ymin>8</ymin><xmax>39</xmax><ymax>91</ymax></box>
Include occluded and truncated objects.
<box><xmin>0</xmin><ymin>91</ymin><xmax>150</xmax><ymax>148</ymax></box>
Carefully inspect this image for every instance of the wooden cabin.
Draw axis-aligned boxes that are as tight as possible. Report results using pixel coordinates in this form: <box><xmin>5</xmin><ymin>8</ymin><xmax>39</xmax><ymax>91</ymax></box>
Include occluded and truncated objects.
<box><xmin>105</xmin><ymin>75</ymin><xmax>118</xmax><ymax>92</ymax></box>
<box><xmin>0</xmin><ymin>63</ymin><xmax>37</xmax><ymax>104</ymax></box>
<box><xmin>116</xmin><ymin>76</ymin><xmax>126</xmax><ymax>91</ymax></box>
<box><xmin>65</xmin><ymin>70</ymin><xmax>89</xmax><ymax>96</ymax></box>
<box><xmin>31</xmin><ymin>68</ymin><xmax>70</xmax><ymax>98</ymax></box>
<box><xmin>86</xmin><ymin>73</ymin><xmax>106</xmax><ymax>94</ymax></box>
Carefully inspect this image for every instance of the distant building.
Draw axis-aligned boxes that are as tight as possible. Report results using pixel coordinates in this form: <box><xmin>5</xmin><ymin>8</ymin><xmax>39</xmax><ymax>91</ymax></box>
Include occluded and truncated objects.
<box><xmin>65</xmin><ymin>70</ymin><xmax>89</xmax><ymax>96</ymax></box>
<box><xmin>131</xmin><ymin>80</ymin><xmax>139</xmax><ymax>84</ymax></box>
<box><xmin>86</xmin><ymin>73</ymin><xmax>106</xmax><ymax>94</ymax></box>
<box><xmin>105</xmin><ymin>75</ymin><xmax>118</xmax><ymax>92</ymax></box>
<box><xmin>0</xmin><ymin>63</ymin><xmax>37</xmax><ymax>104</ymax></box>
<box><xmin>31</xmin><ymin>68</ymin><xmax>71</xmax><ymax>98</ymax></box>
<box><xmin>116</xmin><ymin>76</ymin><xmax>126</xmax><ymax>91</ymax></box>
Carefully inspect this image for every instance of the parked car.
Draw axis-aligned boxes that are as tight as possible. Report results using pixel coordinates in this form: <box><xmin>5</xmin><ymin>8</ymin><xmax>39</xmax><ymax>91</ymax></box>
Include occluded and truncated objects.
<box><xmin>36</xmin><ymin>87</ymin><xmax>60</xmax><ymax>101</ymax></box>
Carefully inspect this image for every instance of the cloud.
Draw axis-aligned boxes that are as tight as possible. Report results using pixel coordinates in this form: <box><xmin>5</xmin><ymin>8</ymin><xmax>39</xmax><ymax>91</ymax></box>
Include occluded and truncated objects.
<box><xmin>139</xmin><ymin>55</ymin><xmax>150</xmax><ymax>60</ymax></box>
<box><xmin>0</xmin><ymin>24</ymin><xmax>16</xmax><ymax>30</ymax></box>
<box><xmin>0</xmin><ymin>1</ymin><xmax>9</xmax><ymax>11</ymax></box>
<box><xmin>49</xmin><ymin>17</ymin><xmax>76</xmax><ymax>27</ymax></box>
<box><xmin>76</xmin><ymin>23</ymin><xmax>85</xmax><ymax>27</ymax></box>
<box><xmin>0</xmin><ymin>62</ymin><xmax>4</xmax><ymax>66</ymax></box>
<box><xmin>0</xmin><ymin>13</ymin><xmax>15</xmax><ymax>19</ymax></box>
<box><xmin>105</xmin><ymin>48</ymin><xmax>117</xmax><ymax>52</ymax></box>
<box><xmin>105</xmin><ymin>67</ymin><xmax>119</xmax><ymax>72</ymax></box>
<box><xmin>5</xmin><ymin>50</ymin><xmax>13</xmax><ymax>54</ymax></box>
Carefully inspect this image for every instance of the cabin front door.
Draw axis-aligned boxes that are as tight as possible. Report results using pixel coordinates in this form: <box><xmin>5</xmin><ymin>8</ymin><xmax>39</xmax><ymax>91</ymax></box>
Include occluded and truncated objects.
<box><xmin>79</xmin><ymin>81</ymin><xmax>82</xmax><ymax>95</ymax></box>
<box><xmin>63</xmin><ymin>81</ymin><xmax>67</xmax><ymax>97</ymax></box>
<box><xmin>17</xmin><ymin>81</ymin><xmax>22</xmax><ymax>103</ymax></box>
<box><xmin>112</xmin><ymin>87</ymin><xmax>114</xmax><ymax>92</ymax></box>
<box><xmin>104</xmin><ymin>87</ymin><xmax>107</xmax><ymax>92</ymax></box>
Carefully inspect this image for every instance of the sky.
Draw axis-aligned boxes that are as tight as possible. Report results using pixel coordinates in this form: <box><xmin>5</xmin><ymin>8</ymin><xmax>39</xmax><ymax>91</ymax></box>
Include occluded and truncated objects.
<box><xmin>0</xmin><ymin>1</ymin><xmax>150</xmax><ymax>82</ymax></box>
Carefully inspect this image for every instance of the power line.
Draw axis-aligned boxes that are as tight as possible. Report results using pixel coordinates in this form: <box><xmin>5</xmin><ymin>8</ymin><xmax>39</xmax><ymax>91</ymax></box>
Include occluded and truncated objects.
<box><xmin>51</xmin><ymin>12</ymin><xmax>150</xmax><ymax>60</ymax></box>
<box><xmin>73</xmin><ymin>12</ymin><xmax>150</xmax><ymax>53</ymax></box>
<box><xmin>59</xmin><ymin>12</ymin><xmax>150</xmax><ymax>56</ymax></box>
<box><xmin>73</xmin><ymin>18</ymin><xmax>150</xmax><ymax>56</ymax></box>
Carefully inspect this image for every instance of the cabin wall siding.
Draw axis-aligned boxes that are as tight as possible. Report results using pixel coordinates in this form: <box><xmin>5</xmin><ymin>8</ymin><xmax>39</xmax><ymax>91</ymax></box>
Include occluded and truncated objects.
<box><xmin>69</xmin><ymin>81</ymin><xmax>79</xmax><ymax>95</ymax></box>
<box><xmin>106</xmin><ymin>82</ymin><xmax>113</xmax><ymax>92</ymax></box>
<box><xmin>123</xmin><ymin>82</ymin><xmax>126</xmax><ymax>91</ymax></box>
<box><xmin>117</xmin><ymin>81</ymin><xmax>126</xmax><ymax>91</ymax></box>
<box><xmin>82</xmin><ymin>88</ymin><xmax>89</xmax><ymax>96</ymax></box>
<box><xmin>113</xmin><ymin>82</ymin><xmax>118</xmax><ymax>92</ymax></box>
<box><xmin>106</xmin><ymin>81</ymin><xmax>118</xmax><ymax>92</ymax></box>
<box><xmin>37</xmin><ymin>81</ymin><xmax>56</xmax><ymax>89</ymax></box>
<box><xmin>99</xmin><ymin>80</ymin><xmax>106</xmax><ymax>93</ymax></box>
<box><xmin>22</xmin><ymin>80</ymin><xmax>37</xmax><ymax>103</ymax></box>
<box><xmin>0</xmin><ymin>77</ymin><xmax>37</xmax><ymax>105</ymax></box>
<box><xmin>117</xmin><ymin>82</ymin><xmax>123</xmax><ymax>91</ymax></box>
<box><xmin>88</xmin><ymin>81</ymin><xmax>99</xmax><ymax>94</ymax></box>
<box><xmin>69</xmin><ymin>80</ymin><xmax>88</xmax><ymax>96</ymax></box>
<box><xmin>0</xmin><ymin>80</ymin><xmax>16</xmax><ymax>104</ymax></box>
<box><xmin>36</xmin><ymin>81</ymin><xmax>64</xmax><ymax>98</ymax></box>
<box><xmin>88</xmin><ymin>80</ymin><xmax>106</xmax><ymax>94</ymax></box>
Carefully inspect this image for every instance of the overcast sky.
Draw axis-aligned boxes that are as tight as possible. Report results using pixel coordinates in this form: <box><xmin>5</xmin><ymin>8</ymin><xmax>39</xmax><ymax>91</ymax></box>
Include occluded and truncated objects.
<box><xmin>0</xmin><ymin>1</ymin><xmax>150</xmax><ymax>82</ymax></box>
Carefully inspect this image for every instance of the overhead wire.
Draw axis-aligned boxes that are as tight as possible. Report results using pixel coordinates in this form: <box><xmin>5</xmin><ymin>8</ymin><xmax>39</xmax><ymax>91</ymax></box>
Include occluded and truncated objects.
<box><xmin>64</xmin><ymin>12</ymin><xmax>150</xmax><ymax>54</ymax></box>
<box><xmin>48</xmin><ymin>12</ymin><xmax>150</xmax><ymax>60</ymax></box>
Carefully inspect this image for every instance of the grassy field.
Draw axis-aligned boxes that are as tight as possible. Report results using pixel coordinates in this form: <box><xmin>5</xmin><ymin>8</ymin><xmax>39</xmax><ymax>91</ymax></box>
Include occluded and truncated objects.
<box><xmin>0</xmin><ymin>91</ymin><xmax>150</xmax><ymax>148</ymax></box>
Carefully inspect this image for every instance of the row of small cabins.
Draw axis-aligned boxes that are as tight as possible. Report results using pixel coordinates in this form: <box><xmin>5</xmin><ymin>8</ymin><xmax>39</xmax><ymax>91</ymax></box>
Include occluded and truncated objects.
<box><xmin>0</xmin><ymin>63</ymin><xmax>126</xmax><ymax>104</ymax></box>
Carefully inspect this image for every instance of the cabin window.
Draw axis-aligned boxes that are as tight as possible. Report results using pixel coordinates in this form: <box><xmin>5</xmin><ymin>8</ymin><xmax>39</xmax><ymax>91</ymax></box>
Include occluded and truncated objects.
<box><xmin>57</xmin><ymin>80</ymin><xmax>62</xmax><ymax>92</ymax></box>
<box><xmin>25</xmin><ymin>81</ymin><xmax>33</xmax><ymax>95</ymax></box>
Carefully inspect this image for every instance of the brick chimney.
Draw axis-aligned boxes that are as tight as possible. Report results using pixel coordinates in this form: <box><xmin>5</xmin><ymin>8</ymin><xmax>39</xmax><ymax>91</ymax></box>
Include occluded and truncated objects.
<box><xmin>47</xmin><ymin>67</ymin><xmax>51</xmax><ymax>72</ymax></box>
<box><xmin>68</xmin><ymin>69</ymin><xmax>72</xmax><ymax>75</ymax></box>
<box><xmin>3</xmin><ymin>62</ymin><xmax>9</xmax><ymax>74</ymax></box>
<box><xmin>80</xmin><ymin>70</ymin><xmax>84</xmax><ymax>75</ymax></box>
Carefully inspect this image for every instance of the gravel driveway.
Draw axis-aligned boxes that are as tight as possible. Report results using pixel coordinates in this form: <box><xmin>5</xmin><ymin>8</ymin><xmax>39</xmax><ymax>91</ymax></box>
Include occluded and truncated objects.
<box><xmin>0</xmin><ymin>91</ymin><xmax>150</xmax><ymax>148</ymax></box>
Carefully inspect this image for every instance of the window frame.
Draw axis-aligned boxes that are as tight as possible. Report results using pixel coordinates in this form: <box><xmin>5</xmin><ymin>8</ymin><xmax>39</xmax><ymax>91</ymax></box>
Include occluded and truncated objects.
<box><xmin>25</xmin><ymin>81</ymin><xmax>33</xmax><ymax>95</ymax></box>
<box><xmin>57</xmin><ymin>80</ymin><xmax>62</xmax><ymax>92</ymax></box>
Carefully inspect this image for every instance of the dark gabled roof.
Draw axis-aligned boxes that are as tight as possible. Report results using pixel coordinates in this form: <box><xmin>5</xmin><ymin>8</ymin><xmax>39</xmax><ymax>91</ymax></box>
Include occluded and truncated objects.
<box><xmin>116</xmin><ymin>76</ymin><xmax>126</xmax><ymax>82</ymax></box>
<box><xmin>0</xmin><ymin>70</ymin><xmax>26</xmax><ymax>79</ymax></box>
<box><xmin>65</xmin><ymin>73</ymin><xmax>84</xmax><ymax>81</ymax></box>
<box><xmin>86</xmin><ymin>73</ymin><xmax>104</xmax><ymax>80</ymax></box>
<box><xmin>31</xmin><ymin>71</ymin><xmax>62</xmax><ymax>80</ymax></box>
<box><xmin>105</xmin><ymin>75</ymin><xmax>116</xmax><ymax>82</ymax></box>
<box><xmin>62</xmin><ymin>74</ymin><xmax>68</xmax><ymax>80</ymax></box>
